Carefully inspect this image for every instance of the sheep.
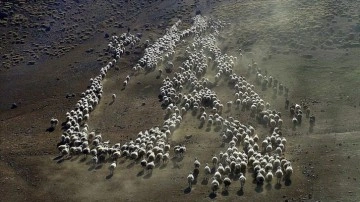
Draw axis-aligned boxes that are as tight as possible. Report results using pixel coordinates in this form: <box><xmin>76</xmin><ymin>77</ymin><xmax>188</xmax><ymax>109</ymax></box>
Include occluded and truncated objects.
<box><xmin>214</xmin><ymin>171</ymin><xmax>222</xmax><ymax>181</ymax></box>
<box><xmin>194</xmin><ymin>157</ymin><xmax>201</xmax><ymax>169</ymax></box>
<box><xmin>187</xmin><ymin>173</ymin><xmax>195</xmax><ymax>188</ymax></box>
<box><xmin>265</xmin><ymin>170</ymin><xmax>273</xmax><ymax>183</ymax></box>
<box><xmin>212</xmin><ymin>156</ymin><xmax>218</xmax><ymax>166</ymax></box>
<box><xmin>112</xmin><ymin>94</ymin><xmax>116</xmax><ymax>102</ymax></box>
<box><xmin>310</xmin><ymin>115</ymin><xmax>316</xmax><ymax>125</ymax></box>
<box><xmin>285</xmin><ymin>165</ymin><xmax>293</xmax><ymax>180</ymax></box>
<box><xmin>211</xmin><ymin>178</ymin><xmax>220</xmax><ymax>194</ymax></box>
<box><xmin>292</xmin><ymin>117</ymin><xmax>298</xmax><ymax>127</ymax></box>
<box><xmin>50</xmin><ymin>117</ymin><xmax>59</xmax><ymax>128</ymax></box>
<box><xmin>140</xmin><ymin>159</ymin><xmax>147</xmax><ymax>171</ymax></box>
<box><xmin>275</xmin><ymin>166</ymin><xmax>283</xmax><ymax>184</ymax></box>
<box><xmin>109</xmin><ymin>161</ymin><xmax>117</xmax><ymax>175</ymax></box>
<box><xmin>204</xmin><ymin>163</ymin><xmax>211</xmax><ymax>180</ymax></box>
<box><xmin>156</xmin><ymin>152</ymin><xmax>163</xmax><ymax>162</ymax></box>
<box><xmin>82</xmin><ymin>147</ymin><xmax>90</xmax><ymax>158</ymax></box>
<box><xmin>217</xmin><ymin>163</ymin><xmax>225</xmax><ymax>174</ymax></box>
<box><xmin>130</xmin><ymin>151</ymin><xmax>139</xmax><ymax>160</ymax></box>
<box><xmin>146</xmin><ymin>161</ymin><xmax>155</xmax><ymax>173</ymax></box>
<box><xmin>223</xmin><ymin>177</ymin><xmax>231</xmax><ymax>191</ymax></box>
<box><xmin>226</xmin><ymin>101</ymin><xmax>233</xmax><ymax>109</ymax></box>
<box><xmin>306</xmin><ymin>107</ymin><xmax>311</xmax><ymax>118</ymax></box>
<box><xmin>256</xmin><ymin>172</ymin><xmax>265</xmax><ymax>185</ymax></box>
<box><xmin>61</xmin><ymin>147</ymin><xmax>69</xmax><ymax>158</ymax></box>
<box><xmin>239</xmin><ymin>172</ymin><xmax>246</xmax><ymax>189</ymax></box>
<box><xmin>162</xmin><ymin>152</ymin><xmax>169</xmax><ymax>164</ymax></box>
<box><xmin>92</xmin><ymin>156</ymin><xmax>98</xmax><ymax>166</ymax></box>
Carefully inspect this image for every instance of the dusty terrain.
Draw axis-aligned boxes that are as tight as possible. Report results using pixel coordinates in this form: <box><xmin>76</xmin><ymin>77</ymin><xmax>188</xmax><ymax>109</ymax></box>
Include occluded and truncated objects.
<box><xmin>1</xmin><ymin>0</ymin><xmax>360</xmax><ymax>201</ymax></box>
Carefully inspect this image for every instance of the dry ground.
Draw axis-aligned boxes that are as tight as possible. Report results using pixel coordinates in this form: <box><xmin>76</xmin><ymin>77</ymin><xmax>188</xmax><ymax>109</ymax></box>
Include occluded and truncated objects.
<box><xmin>1</xmin><ymin>0</ymin><xmax>360</xmax><ymax>201</ymax></box>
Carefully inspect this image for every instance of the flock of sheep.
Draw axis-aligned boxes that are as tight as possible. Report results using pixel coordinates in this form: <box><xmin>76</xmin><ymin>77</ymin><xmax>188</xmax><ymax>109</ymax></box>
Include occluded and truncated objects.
<box><xmin>52</xmin><ymin>14</ymin><xmax>316</xmax><ymax>197</ymax></box>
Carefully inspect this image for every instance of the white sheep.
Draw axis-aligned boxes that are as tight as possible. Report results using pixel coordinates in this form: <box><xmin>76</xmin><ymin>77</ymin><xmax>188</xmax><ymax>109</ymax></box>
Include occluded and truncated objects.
<box><xmin>211</xmin><ymin>178</ymin><xmax>220</xmax><ymax>194</ymax></box>
<box><xmin>109</xmin><ymin>161</ymin><xmax>117</xmax><ymax>175</ymax></box>
<box><xmin>239</xmin><ymin>172</ymin><xmax>246</xmax><ymax>189</ymax></box>
<box><xmin>212</xmin><ymin>156</ymin><xmax>218</xmax><ymax>166</ymax></box>
<box><xmin>140</xmin><ymin>159</ymin><xmax>147</xmax><ymax>171</ymax></box>
<box><xmin>266</xmin><ymin>170</ymin><xmax>273</xmax><ymax>183</ymax></box>
<box><xmin>112</xmin><ymin>94</ymin><xmax>116</xmax><ymax>102</ymax></box>
<box><xmin>50</xmin><ymin>117</ymin><xmax>59</xmax><ymax>128</ymax></box>
<box><xmin>187</xmin><ymin>173</ymin><xmax>195</xmax><ymax>188</ymax></box>
<box><xmin>146</xmin><ymin>161</ymin><xmax>155</xmax><ymax>173</ymax></box>
<box><xmin>92</xmin><ymin>156</ymin><xmax>98</xmax><ymax>166</ymax></box>
<box><xmin>256</xmin><ymin>172</ymin><xmax>265</xmax><ymax>184</ymax></box>
<box><xmin>285</xmin><ymin>165</ymin><xmax>293</xmax><ymax>179</ymax></box>
<box><xmin>204</xmin><ymin>163</ymin><xmax>211</xmax><ymax>180</ymax></box>
<box><xmin>194</xmin><ymin>157</ymin><xmax>201</xmax><ymax>168</ymax></box>
<box><xmin>275</xmin><ymin>166</ymin><xmax>283</xmax><ymax>184</ymax></box>
<box><xmin>223</xmin><ymin>177</ymin><xmax>231</xmax><ymax>191</ymax></box>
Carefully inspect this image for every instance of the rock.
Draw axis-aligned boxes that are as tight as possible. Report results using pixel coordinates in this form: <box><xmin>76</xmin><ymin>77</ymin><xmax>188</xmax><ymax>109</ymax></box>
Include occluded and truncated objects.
<box><xmin>136</xmin><ymin>32</ymin><xmax>143</xmax><ymax>38</ymax></box>
<box><xmin>41</xmin><ymin>24</ymin><xmax>51</xmax><ymax>31</ymax></box>
<box><xmin>11</xmin><ymin>103</ymin><xmax>17</xmax><ymax>109</ymax></box>
<box><xmin>27</xmin><ymin>61</ymin><xmax>36</xmax><ymax>65</ymax></box>
<box><xmin>0</xmin><ymin>11</ymin><xmax>8</xmax><ymax>19</ymax></box>
<box><xmin>301</xmin><ymin>54</ymin><xmax>313</xmax><ymax>59</ymax></box>
<box><xmin>85</xmin><ymin>48</ymin><xmax>94</xmax><ymax>53</ymax></box>
<box><xmin>185</xmin><ymin>134</ymin><xmax>192</xmax><ymax>139</ymax></box>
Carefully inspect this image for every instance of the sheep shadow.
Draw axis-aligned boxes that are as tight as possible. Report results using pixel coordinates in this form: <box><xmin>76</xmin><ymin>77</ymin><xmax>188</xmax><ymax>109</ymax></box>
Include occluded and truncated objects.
<box><xmin>201</xmin><ymin>178</ymin><xmax>209</xmax><ymax>185</ymax></box>
<box><xmin>284</xmin><ymin>179</ymin><xmax>292</xmax><ymax>186</ymax></box>
<box><xmin>193</xmin><ymin>168</ymin><xmax>199</xmax><ymax>177</ymax></box>
<box><xmin>109</xmin><ymin>100</ymin><xmax>115</xmax><ymax>105</ymax></box>
<box><xmin>143</xmin><ymin>172</ymin><xmax>153</xmax><ymax>179</ymax></box>
<box><xmin>309</xmin><ymin>125</ymin><xmax>314</xmax><ymax>133</ymax></box>
<box><xmin>126</xmin><ymin>161</ymin><xmax>136</xmax><ymax>169</ymax></box>
<box><xmin>191</xmin><ymin>110</ymin><xmax>197</xmax><ymax>116</ymax></box>
<box><xmin>70</xmin><ymin>155</ymin><xmax>80</xmax><ymax>162</ymax></box>
<box><xmin>79</xmin><ymin>157</ymin><xmax>87</xmax><ymax>163</ymax></box>
<box><xmin>85</xmin><ymin>159</ymin><xmax>93</xmax><ymax>165</ymax></box>
<box><xmin>214</xmin><ymin>127</ymin><xmax>221</xmax><ymax>132</ymax></box>
<box><xmin>137</xmin><ymin>170</ymin><xmax>145</xmax><ymax>177</ymax></box>
<box><xmin>88</xmin><ymin>165</ymin><xmax>95</xmax><ymax>171</ymax></box>
<box><xmin>57</xmin><ymin>159</ymin><xmax>65</xmax><ymax>164</ymax></box>
<box><xmin>221</xmin><ymin>190</ymin><xmax>229</xmax><ymax>196</ymax></box>
<box><xmin>274</xmin><ymin>183</ymin><xmax>282</xmax><ymax>190</ymax></box>
<box><xmin>118</xmin><ymin>159</ymin><xmax>127</xmax><ymax>164</ymax></box>
<box><xmin>211</xmin><ymin>166</ymin><xmax>217</xmax><ymax>174</ymax></box>
<box><xmin>106</xmin><ymin>173</ymin><xmax>113</xmax><ymax>179</ymax></box>
<box><xmin>198</xmin><ymin>123</ymin><xmax>204</xmax><ymax>129</ymax></box>
<box><xmin>159</xmin><ymin>162</ymin><xmax>167</xmax><ymax>170</ymax></box>
<box><xmin>205</xmin><ymin>127</ymin><xmax>211</xmax><ymax>132</ymax></box>
<box><xmin>265</xmin><ymin>183</ymin><xmax>272</xmax><ymax>191</ymax></box>
<box><xmin>237</xmin><ymin>189</ymin><xmax>244</xmax><ymax>196</ymax></box>
<box><xmin>255</xmin><ymin>184</ymin><xmax>264</xmax><ymax>193</ymax></box>
<box><xmin>184</xmin><ymin>187</ymin><xmax>191</xmax><ymax>194</ymax></box>
<box><xmin>95</xmin><ymin>164</ymin><xmax>103</xmax><ymax>170</ymax></box>
<box><xmin>53</xmin><ymin>155</ymin><xmax>63</xmax><ymax>161</ymax></box>
<box><xmin>46</xmin><ymin>127</ymin><xmax>55</xmax><ymax>132</ymax></box>
<box><xmin>209</xmin><ymin>192</ymin><xmax>217</xmax><ymax>199</ymax></box>
<box><xmin>171</xmin><ymin>156</ymin><xmax>184</xmax><ymax>163</ymax></box>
